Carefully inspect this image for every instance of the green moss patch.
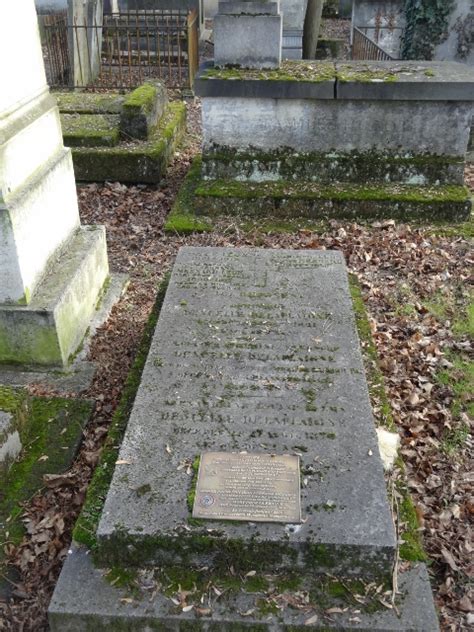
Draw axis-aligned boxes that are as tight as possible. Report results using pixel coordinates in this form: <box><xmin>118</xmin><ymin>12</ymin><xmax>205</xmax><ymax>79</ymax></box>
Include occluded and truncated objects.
<box><xmin>61</xmin><ymin>113</ymin><xmax>120</xmax><ymax>148</ymax></box>
<box><xmin>70</xmin><ymin>101</ymin><xmax>186</xmax><ymax>183</ymax></box>
<box><xmin>0</xmin><ymin>393</ymin><xmax>93</xmax><ymax>553</ymax></box>
<box><xmin>201</xmin><ymin>60</ymin><xmax>336</xmax><ymax>83</ymax></box>
<box><xmin>73</xmin><ymin>276</ymin><xmax>169</xmax><ymax>550</ymax></box>
<box><xmin>164</xmin><ymin>157</ymin><xmax>213</xmax><ymax>234</ymax></box>
<box><xmin>197</xmin><ymin>180</ymin><xmax>469</xmax><ymax>203</ymax></box>
<box><xmin>193</xmin><ymin>179</ymin><xmax>471</xmax><ymax>223</ymax></box>
<box><xmin>122</xmin><ymin>83</ymin><xmax>157</xmax><ymax>115</ymax></box>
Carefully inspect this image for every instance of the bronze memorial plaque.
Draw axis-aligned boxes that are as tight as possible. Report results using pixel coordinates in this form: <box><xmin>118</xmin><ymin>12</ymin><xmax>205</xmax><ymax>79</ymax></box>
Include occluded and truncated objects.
<box><xmin>192</xmin><ymin>452</ymin><xmax>301</xmax><ymax>523</ymax></box>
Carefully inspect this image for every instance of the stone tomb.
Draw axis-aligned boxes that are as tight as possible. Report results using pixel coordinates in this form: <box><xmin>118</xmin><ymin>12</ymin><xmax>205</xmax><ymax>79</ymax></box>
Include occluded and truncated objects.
<box><xmin>191</xmin><ymin>60</ymin><xmax>474</xmax><ymax>222</ymax></box>
<box><xmin>50</xmin><ymin>247</ymin><xmax>439</xmax><ymax>630</ymax></box>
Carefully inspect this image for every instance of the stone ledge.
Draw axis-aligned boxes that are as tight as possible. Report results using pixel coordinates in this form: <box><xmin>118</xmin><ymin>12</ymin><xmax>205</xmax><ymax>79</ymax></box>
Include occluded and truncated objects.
<box><xmin>193</xmin><ymin>179</ymin><xmax>472</xmax><ymax>223</ymax></box>
<box><xmin>49</xmin><ymin>545</ymin><xmax>440</xmax><ymax>631</ymax></box>
<box><xmin>195</xmin><ymin>61</ymin><xmax>335</xmax><ymax>99</ymax></box>
<box><xmin>195</xmin><ymin>60</ymin><xmax>474</xmax><ymax>101</ymax></box>
<box><xmin>336</xmin><ymin>61</ymin><xmax>474</xmax><ymax>101</ymax></box>
<box><xmin>201</xmin><ymin>149</ymin><xmax>466</xmax><ymax>185</ymax></box>
<box><xmin>0</xmin><ymin>225</ymin><xmax>109</xmax><ymax>366</ymax></box>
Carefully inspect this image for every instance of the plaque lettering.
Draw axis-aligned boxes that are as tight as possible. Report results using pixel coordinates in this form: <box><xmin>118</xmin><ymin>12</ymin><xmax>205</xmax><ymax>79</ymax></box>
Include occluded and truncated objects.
<box><xmin>192</xmin><ymin>452</ymin><xmax>301</xmax><ymax>523</ymax></box>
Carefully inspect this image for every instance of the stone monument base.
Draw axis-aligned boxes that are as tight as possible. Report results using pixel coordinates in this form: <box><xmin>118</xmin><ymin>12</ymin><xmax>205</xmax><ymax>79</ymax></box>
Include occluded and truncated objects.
<box><xmin>189</xmin><ymin>60</ymin><xmax>473</xmax><ymax>225</ymax></box>
<box><xmin>49</xmin><ymin>545</ymin><xmax>439</xmax><ymax>631</ymax></box>
<box><xmin>0</xmin><ymin>226</ymin><xmax>108</xmax><ymax>366</ymax></box>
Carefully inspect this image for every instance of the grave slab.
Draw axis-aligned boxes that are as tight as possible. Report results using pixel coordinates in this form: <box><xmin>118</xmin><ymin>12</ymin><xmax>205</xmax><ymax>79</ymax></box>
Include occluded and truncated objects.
<box><xmin>97</xmin><ymin>247</ymin><xmax>395</xmax><ymax>578</ymax></box>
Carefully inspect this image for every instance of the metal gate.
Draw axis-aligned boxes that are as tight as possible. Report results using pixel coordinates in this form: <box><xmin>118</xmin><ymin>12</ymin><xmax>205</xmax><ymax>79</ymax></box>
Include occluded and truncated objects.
<box><xmin>42</xmin><ymin>9</ymin><xmax>199</xmax><ymax>89</ymax></box>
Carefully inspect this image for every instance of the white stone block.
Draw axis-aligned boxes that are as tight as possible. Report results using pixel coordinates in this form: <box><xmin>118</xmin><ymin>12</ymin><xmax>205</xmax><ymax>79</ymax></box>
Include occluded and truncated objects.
<box><xmin>0</xmin><ymin>1</ymin><xmax>47</xmax><ymax>115</ymax></box>
<box><xmin>0</xmin><ymin>149</ymin><xmax>80</xmax><ymax>304</ymax></box>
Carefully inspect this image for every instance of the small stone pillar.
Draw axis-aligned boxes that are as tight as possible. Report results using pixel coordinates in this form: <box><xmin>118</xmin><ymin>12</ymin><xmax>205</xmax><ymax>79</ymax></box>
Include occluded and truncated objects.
<box><xmin>214</xmin><ymin>0</ymin><xmax>283</xmax><ymax>69</ymax></box>
<box><xmin>0</xmin><ymin>0</ymin><xmax>109</xmax><ymax>366</ymax></box>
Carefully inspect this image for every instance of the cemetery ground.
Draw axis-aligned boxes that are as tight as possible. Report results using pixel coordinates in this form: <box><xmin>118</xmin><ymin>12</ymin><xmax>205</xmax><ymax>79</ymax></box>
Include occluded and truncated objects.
<box><xmin>0</xmin><ymin>101</ymin><xmax>472</xmax><ymax>631</ymax></box>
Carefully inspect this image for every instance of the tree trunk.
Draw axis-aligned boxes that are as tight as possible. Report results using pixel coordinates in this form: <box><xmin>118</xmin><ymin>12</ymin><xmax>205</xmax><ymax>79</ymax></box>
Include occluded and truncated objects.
<box><xmin>303</xmin><ymin>0</ymin><xmax>325</xmax><ymax>59</ymax></box>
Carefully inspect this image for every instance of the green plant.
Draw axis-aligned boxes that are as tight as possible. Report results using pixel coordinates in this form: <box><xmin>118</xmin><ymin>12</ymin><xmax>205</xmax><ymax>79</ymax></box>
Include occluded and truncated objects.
<box><xmin>402</xmin><ymin>0</ymin><xmax>455</xmax><ymax>60</ymax></box>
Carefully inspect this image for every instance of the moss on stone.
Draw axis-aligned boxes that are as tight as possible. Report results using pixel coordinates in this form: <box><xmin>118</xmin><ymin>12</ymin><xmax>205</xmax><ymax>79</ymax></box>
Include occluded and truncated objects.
<box><xmin>397</xmin><ymin>486</ymin><xmax>428</xmax><ymax>563</ymax></box>
<box><xmin>122</xmin><ymin>83</ymin><xmax>157</xmax><ymax>115</ymax></box>
<box><xmin>336</xmin><ymin>63</ymin><xmax>401</xmax><ymax>83</ymax></box>
<box><xmin>165</xmin><ymin>157</ymin><xmax>213</xmax><ymax>234</ymax></box>
<box><xmin>55</xmin><ymin>91</ymin><xmax>124</xmax><ymax>115</ymax></box>
<box><xmin>0</xmin><ymin>324</ymin><xmax>62</xmax><ymax>366</ymax></box>
<box><xmin>201</xmin><ymin>60</ymin><xmax>336</xmax><ymax>83</ymax></box>
<box><xmin>0</xmin><ymin>395</ymin><xmax>92</xmax><ymax>554</ymax></box>
<box><xmin>197</xmin><ymin>180</ymin><xmax>469</xmax><ymax>203</ymax></box>
<box><xmin>70</xmin><ymin>101</ymin><xmax>186</xmax><ymax>183</ymax></box>
<box><xmin>202</xmin><ymin>147</ymin><xmax>463</xmax><ymax>186</ymax></box>
<box><xmin>193</xmin><ymin>178</ymin><xmax>471</xmax><ymax>222</ymax></box>
<box><xmin>73</xmin><ymin>275</ymin><xmax>170</xmax><ymax>550</ymax></box>
<box><xmin>61</xmin><ymin>113</ymin><xmax>120</xmax><ymax>148</ymax></box>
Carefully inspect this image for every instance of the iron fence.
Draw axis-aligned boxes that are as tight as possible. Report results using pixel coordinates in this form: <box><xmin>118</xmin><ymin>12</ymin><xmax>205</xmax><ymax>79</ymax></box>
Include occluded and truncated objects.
<box><xmin>42</xmin><ymin>11</ymin><xmax>70</xmax><ymax>86</ymax></box>
<box><xmin>42</xmin><ymin>9</ymin><xmax>199</xmax><ymax>89</ymax></box>
<box><xmin>351</xmin><ymin>27</ymin><xmax>396</xmax><ymax>61</ymax></box>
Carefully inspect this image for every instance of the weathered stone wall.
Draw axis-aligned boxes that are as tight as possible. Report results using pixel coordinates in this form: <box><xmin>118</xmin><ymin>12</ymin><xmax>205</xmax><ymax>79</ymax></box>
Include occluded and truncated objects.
<box><xmin>434</xmin><ymin>0</ymin><xmax>474</xmax><ymax>65</ymax></box>
<box><xmin>351</xmin><ymin>0</ymin><xmax>405</xmax><ymax>57</ymax></box>
<box><xmin>202</xmin><ymin>98</ymin><xmax>471</xmax><ymax>158</ymax></box>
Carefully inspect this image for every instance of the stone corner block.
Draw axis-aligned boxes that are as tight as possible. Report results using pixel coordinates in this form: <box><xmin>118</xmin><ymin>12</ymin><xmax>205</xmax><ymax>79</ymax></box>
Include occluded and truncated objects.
<box><xmin>0</xmin><ymin>225</ymin><xmax>109</xmax><ymax>367</ymax></box>
<box><xmin>120</xmin><ymin>81</ymin><xmax>168</xmax><ymax>141</ymax></box>
<box><xmin>214</xmin><ymin>14</ymin><xmax>282</xmax><ymax>69</ymax></box>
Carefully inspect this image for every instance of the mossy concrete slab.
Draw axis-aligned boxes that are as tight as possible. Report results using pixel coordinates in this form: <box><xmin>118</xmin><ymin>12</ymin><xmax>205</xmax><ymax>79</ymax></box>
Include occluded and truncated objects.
<box><xmin>61</xmin><ymin>113</ymin><xmax>121</xmax><ymax>148</ymax></box>
<box><xmin>97</xmin><ymin>247</ymin><xmax>395</xmax><ymax>577</ymax></box>
<box><xmin>193</xmin><ymin>180</ymin><xmax>472</xmax><ymax>223</ymax></box>
<box><xmin>49</xmin><ymin>545</ymin><xmax>439</xmax><ymax>631</ymax></box>
<box><xmin>55</xmin><ymin>92</ymin><xmax>125</xmax><ymax>115</ymax></box>
<box><xmin>70</xmin><ymin>102</ymin><xmax>186</xmax><ymax>183</ymax></box>
<box><xmin>0</xmin><ymin>225</ymin><xmax>109</xmax><ymax>366</ymax></box>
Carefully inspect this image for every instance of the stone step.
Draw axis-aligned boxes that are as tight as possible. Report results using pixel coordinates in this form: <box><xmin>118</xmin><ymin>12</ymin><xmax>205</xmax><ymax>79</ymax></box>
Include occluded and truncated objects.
<box><xmin>193</xmin><ymin>179</ymin><xmax>471</xmax><ymax>223</ymax></box>
<box><xmin>55</xmin><ymin>92</ymin><xmax>125</xmax><ymax>115</ymax></box>
<box><xmin>61</xmin><ymin>113</ymin><xmax>121</xmax><ymax>148</ymax></box>
<box><xmin>96</xmin><ymin>247</ymin><xmax>395</xmax><ymax>578</ymax></box>
<box><xmin>49</xmin><ymin>544</ymin><xmax>439</xmax><ymax>630</ymax></box>
<box><xmin>201</xmin><ymin>151</ymin><xmax>465</xmax><ymax>185</ymax></box>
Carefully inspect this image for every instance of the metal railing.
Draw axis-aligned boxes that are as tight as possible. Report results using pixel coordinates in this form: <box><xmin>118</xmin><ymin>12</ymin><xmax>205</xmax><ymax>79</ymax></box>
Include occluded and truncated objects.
<box><xmin>351</xmin><ymin>27</ymin><xmax>397</xmax><ymax>61</ymax></box>
<box><xmin>42</xmin><ymin>11</ymin><xmax>70</xmax><ymax>86</ymax></box>
<box><xmin>42</xmin><ymin>9</ymin><xmax>199</xmax><ymax>89</ymax></box>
